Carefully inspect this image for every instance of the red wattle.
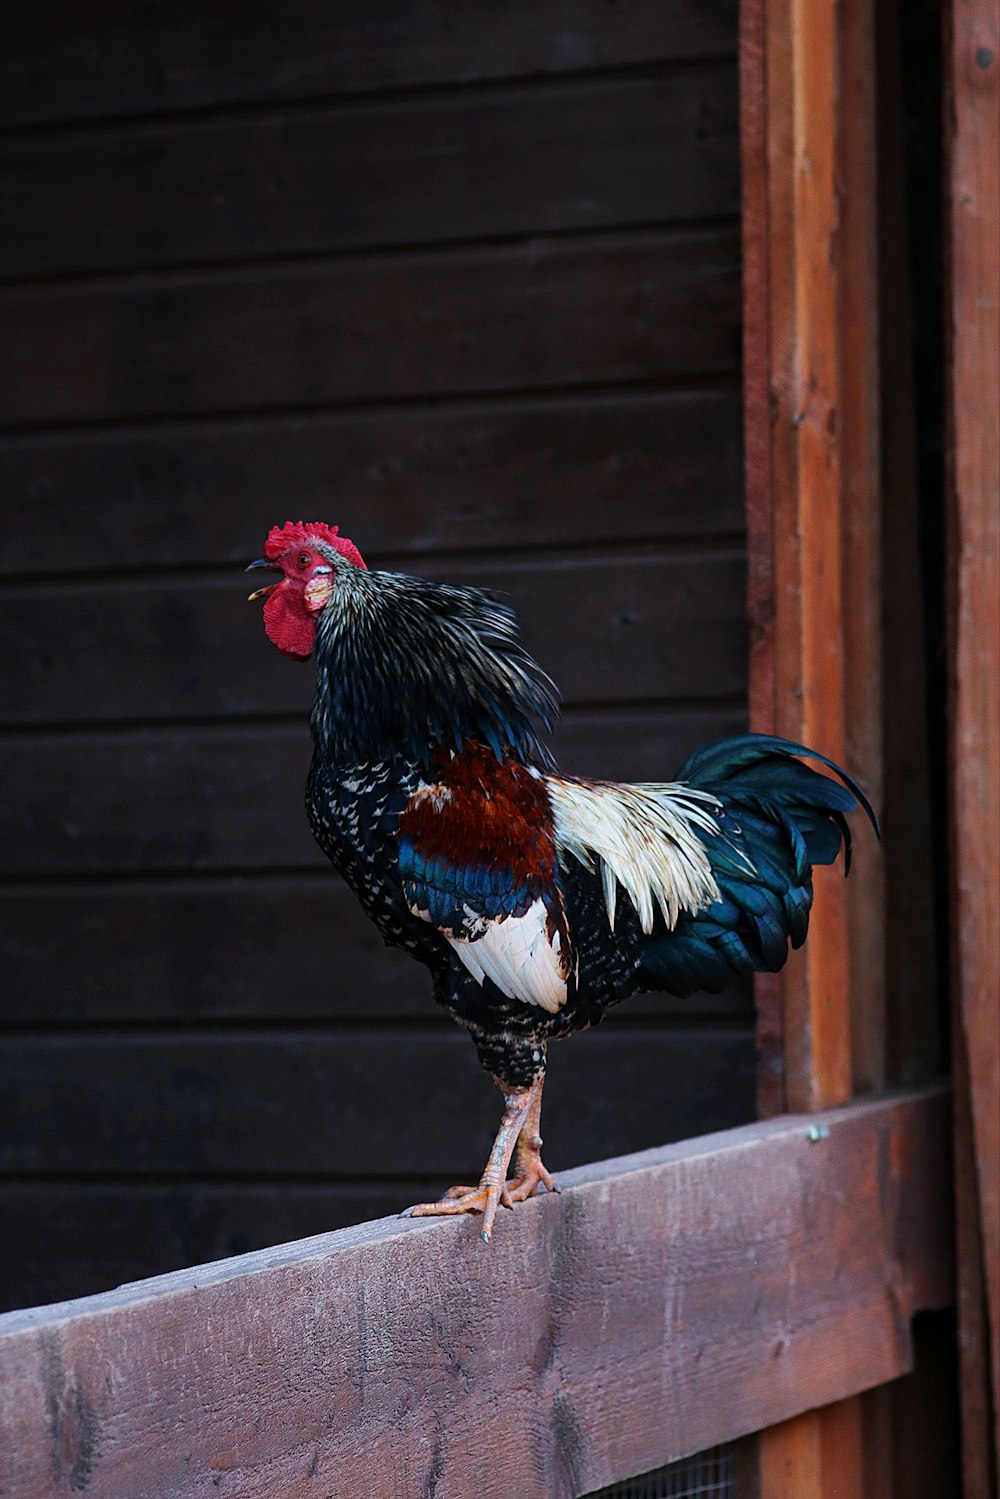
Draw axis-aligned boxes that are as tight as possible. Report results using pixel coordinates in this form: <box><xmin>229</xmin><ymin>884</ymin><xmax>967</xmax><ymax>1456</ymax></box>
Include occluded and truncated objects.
<box><xmin>263</xmin><ymin>585</ymin><xmax>317</xmax><ymax>661</ymax></box>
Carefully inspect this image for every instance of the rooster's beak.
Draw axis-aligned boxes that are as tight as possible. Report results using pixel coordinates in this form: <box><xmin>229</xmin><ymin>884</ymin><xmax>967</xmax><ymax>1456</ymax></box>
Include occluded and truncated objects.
<box><xmin>246</xmin><ymin>558</ymin><xmax>280</xmax><ymax>602</ymax></box>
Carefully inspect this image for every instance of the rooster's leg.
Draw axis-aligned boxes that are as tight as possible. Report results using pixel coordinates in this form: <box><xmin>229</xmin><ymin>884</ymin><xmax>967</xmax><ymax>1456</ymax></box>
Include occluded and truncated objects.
<box><xmin>437</xmin><ymin>1076</ymin><xmax>555</xmax><ymax>1202</ymax></box>
<box><xmin>506</xmin><ymin>1075</ymin><xmax>558</xmax><ymax>1202</ymax></box>
<box><xmin>404</xmin><ymin>1085</ymin><xmax>535</xmax><ymax>1242</ymax></box>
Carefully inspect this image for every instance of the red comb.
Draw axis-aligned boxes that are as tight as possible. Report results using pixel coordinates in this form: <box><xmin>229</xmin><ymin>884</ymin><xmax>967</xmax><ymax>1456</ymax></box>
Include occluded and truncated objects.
<box><xmin>263</xmin><ymin>520</ymin><xmax>366</xmax><ymax>569</ymax></box>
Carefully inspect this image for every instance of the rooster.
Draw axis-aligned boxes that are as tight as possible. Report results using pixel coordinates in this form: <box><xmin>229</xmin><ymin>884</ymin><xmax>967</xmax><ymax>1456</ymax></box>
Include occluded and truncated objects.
<box><xmin>248</xmin><ymin>520</ymin><xmax>876</xmax><ymax>1241</ymax></box>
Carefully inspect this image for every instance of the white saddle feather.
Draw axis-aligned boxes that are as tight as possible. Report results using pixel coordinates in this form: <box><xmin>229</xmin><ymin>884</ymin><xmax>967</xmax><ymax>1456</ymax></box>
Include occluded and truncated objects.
<box><xmin>546</xmin><ymin>776</ymin><xmax>724</xmax><ymax>933</ymax></box>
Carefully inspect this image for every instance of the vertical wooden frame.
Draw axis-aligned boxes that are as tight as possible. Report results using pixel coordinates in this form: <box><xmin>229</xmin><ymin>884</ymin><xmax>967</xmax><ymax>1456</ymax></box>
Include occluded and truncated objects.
<box><xmin>946</xmin><ymin>0</ymin><xmax>1000</xmax><ymax>1483</ymax></box>
<box><xmin>742</xmin><ymin>0</ymin><xmax>884</xmax><ymax>1114</ymax></box>
<box><xmin>741</xmin><ymin>0</ymin><xmax>884</xmax><ymax>1490</ymax></box>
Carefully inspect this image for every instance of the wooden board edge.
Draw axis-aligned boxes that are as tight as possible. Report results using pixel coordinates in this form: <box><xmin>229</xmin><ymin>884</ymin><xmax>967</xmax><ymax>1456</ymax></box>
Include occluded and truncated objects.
<box><xmin>0</xmin><ymin>1086</ymin><xmax>953</xmax><ymax>1499</ymax></box>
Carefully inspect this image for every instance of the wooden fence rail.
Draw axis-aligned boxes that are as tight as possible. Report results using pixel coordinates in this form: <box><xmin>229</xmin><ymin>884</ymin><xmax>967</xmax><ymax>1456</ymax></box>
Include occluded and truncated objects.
<box><xmin>0</xmin><ymin>1083</ymin><xmax>951</xmax><ymax>1499</ymax></box>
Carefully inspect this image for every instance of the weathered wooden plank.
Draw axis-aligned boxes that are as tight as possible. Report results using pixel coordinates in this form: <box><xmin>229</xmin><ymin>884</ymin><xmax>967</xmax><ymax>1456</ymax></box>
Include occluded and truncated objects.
<box><xmin>0</xmin><ymin>1086</ymin><xmax>953</xmax><ymax>1499</ymax></box>
<box><xmin>947</xmin><ymin>0</ymin><xmax>1000</xmax><ymax>1476</ymax></box>
<box><xmin>0</xmin><ymin>1026</ymin><xmax>755</xmax><ymax>1179</ymax></box>
<box><xmin>0</xmin><ymin>0</ymin><xmax>738</xmax><ymax>129</ymax></box>
<box><xmin>0</xmin><ymin>385</ymin><xmax>743</xmax><ymax>576</ymax></box>
<box><xmin>0</xmin><ymin>226</ymin><xmax>741</xmax><ymax>428</ymax></box>
<box><xmin>0</xmin><ymin>876</ymin><xmax>751</xmax><ymax>1026</ymax></box>
<box><xmin>0</xmin><ymin>70</ymin><xmax>738</xmax><ymax>279</ymax></box>
<box><xmin>0</xmin><ymin>550</ymin><xmax>747</xmax><ymax>730</ymax></box>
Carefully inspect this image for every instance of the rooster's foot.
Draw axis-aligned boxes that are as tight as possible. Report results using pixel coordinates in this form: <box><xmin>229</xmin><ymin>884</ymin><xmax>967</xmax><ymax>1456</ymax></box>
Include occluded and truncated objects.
<box><xmin>404</xmin><ymin>1180</ymin><xmax>515</xmax><ymax>1241</ymax></box>
<box><xmin>401</xmin><ymin>1084</ymin><xmax>538</xmax><ymax>1241</ymax></box>
<box><xmin>505</xmin><ymin>1134</ymin><xmax>559</xmax><ymax>1202</ymax></box>
<box><xmin>438</xmin><ymin>1182</ymin><xmax>508</xmax><ymax>1203</ymax></box>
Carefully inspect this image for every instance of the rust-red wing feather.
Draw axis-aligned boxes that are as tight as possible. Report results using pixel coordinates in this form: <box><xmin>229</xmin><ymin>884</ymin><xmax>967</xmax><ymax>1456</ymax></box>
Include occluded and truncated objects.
<box><xmin>398</xmin><ymin>744</ymin><xmax>558</xmax><ymax>885</ymax></box>
<box><xmin>397</xmin><ymin>745</ymin><xmax>573</xmax><ymax>1008</ymax></box>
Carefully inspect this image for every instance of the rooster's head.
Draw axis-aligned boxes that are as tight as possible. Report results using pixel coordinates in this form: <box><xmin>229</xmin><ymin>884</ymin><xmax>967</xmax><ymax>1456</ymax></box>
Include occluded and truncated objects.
<box><xmin>247</xmin><ymin>520</ymin><xmax>366</xmax><ymax>660</ymax></box>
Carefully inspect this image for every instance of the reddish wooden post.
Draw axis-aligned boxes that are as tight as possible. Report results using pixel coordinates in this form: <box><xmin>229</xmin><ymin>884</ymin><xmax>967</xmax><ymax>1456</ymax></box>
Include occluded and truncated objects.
<box><xmin>946</xmin><ymin>0</ymin><xmax>1000</xmax><ymax>1484</ymax></box>
<box><xmin>741</xmin><ymin>0</ymin><xmax>884</xmax><ymax>1490</ymax></box>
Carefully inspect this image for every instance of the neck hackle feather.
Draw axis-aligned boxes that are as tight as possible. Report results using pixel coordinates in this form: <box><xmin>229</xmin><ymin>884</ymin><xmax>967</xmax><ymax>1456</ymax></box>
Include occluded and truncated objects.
<box><xmin>310</xmin><ymin>561</ymin><xmax>560</xmax><ymax>773</ymax></box>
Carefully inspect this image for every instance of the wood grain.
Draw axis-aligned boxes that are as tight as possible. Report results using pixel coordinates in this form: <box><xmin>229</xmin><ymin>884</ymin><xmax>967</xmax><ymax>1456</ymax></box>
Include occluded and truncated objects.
<box><xmin>759</xmin><ymin>1401</ymin><xmax>865</xmax><ymax>1499</ymax></box>
<box><xmin>0</xmin><ymin>385</ymin><xmax>743</xmax><ymax>576</ymax></box>
<box><xmin>740</xmin><ymin>0</ymin><xmax>887</xmax><ymax>1489</ymax></box>
<box><xmin>947</xmin><ymin>0</ymin><xmax>1000</xmax><ymax>1476</ymax></box>
<box><xmin>0</xmin><ymin>1026</ymin><xmax>756</xmax><ymax>1179</ymax></box>
<box><xmin>0</xmin><ymin>226</ymin><xmax>741</xmax><ymax>428</ymax></box>
<box><xmin>0</xmin><ymin>0</ymin><xmax>738</xmax><ymax>128</ymax></box>
<box><xmin>0</xmin><ymin>70</ymin><xmax>738</xmax><ymax>278</ymax></box>
<box><xmin>741</xmin><ymin>0</ymin><xmax>885</xmax><ymax>1102</ymax></box>
<box><xmin>781</xmin><ymin>0</ymin><xmax>851</xmax><ymax>1116</ymax></box>
<box><xmin>0</xmin><ymin>1086</ymin><xmax>953</xmax><ymax>1499</ymax></box>
<box><xmin>0</xmin><ymin>550</ymin><xmax>748</xmax><ymax>730</ymax></box>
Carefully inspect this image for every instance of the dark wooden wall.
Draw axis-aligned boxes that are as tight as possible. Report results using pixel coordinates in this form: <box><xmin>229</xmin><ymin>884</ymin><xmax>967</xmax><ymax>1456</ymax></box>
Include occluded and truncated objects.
<box><xmin>0</xmin><ymin>1</ymin><xmax>750</xmax><ymax>1312</ymax></box>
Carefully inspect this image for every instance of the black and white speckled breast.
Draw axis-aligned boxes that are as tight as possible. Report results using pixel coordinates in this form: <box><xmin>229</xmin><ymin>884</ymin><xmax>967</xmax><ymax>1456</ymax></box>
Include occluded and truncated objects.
<box><xmin>305</xmin><ymin>753</ymin><xmax>437</xmax><ymax>960</ymax></box>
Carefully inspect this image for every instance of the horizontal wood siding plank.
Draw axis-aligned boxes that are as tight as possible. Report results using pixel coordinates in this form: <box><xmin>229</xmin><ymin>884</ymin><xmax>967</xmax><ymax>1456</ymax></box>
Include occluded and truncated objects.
<box><xmin>0</xmin><ymin>1087</ymin><xmax>953</xmax><ymax>1497</ymax></box>
<box><xmin>0</xmin><ymin>551</ymin><xmax>747</xmax><ymax>731</ymax></box>
<box><xmin>0</xmin><ymin>386</ymin><xmax>743</xmax><ymax>576</ymax></box>
<box><xmin>0</xmin><ymin>226</ymin><xmax>741</xmax><ymax>427</ymax></box>
<box><xmin>0</xmin><ymin>1</ymin><xmax>738</xmax><ymax>128</ymax></box>
<box><xmin>0</xmin><ymin>883</ymin><xmax>751</xmax><ymax>1027</ymax></box>
<box><xmin>0</xmin><ymin>1027</ymin><xmax>756</xmax><ymax>1178</ymax></box>
<box><xmin>0</xmin><ymin>1182</ymin><xmax>452</xmax><ymax>1313</ymax></box>
<box><xmin>2</xmin><ymin>71</ymin><xmax>738</xmax><ymax>279</ymax></box>
<box><xmin>0</xmin><ymin>873</ymin><xmax>424</xmax><ymax>1021</ymax></box>
<box><xmin>0</xmin><ymin>705</ymin><xmax>746</xmax><ymax>878</ymax></box>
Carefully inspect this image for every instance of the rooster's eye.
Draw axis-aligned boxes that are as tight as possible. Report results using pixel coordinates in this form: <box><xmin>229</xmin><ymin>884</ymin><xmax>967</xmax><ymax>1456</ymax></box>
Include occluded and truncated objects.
<box><xmin>297</xmin><ymin>553</ymin><xmax>311</xmax><ymax>567</ymax></box>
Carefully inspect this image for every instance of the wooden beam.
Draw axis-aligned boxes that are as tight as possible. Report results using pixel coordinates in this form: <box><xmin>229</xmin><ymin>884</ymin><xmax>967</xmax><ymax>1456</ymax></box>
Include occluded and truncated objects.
<box><xmin>947</xmin><ymin>0</ymin><xmax>1000</xmax><ymax>1480</ymax></box>
<box><xmin>759</xmin><ymin>1400</ymin><xmax>864</xmax><ymax>1499</ymax></box>
<box><xmin>741</xmin><ymin>0</ymin><xmax>884</xmax><ymax>1119</ymax></box>
<box><xmin>741</xmin><ymin>0</ymin><xmax>887</xmax><ymax>1490</ymax></box>
<box><xmin>0</xmin><ymin>1086</ymin><xmax>951</xmax><ymax>1499</ymax></box>
<box><xmin>740</xmin><ymin>0</ymin><xmax>785</xmax><ymax>1122</ymax></box>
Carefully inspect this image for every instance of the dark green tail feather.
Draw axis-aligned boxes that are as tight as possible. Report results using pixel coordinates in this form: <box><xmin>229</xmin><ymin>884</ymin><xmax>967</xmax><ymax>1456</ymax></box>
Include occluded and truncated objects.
<box><xmin>638</xmin><ymin>733</ymin><xmax>878</xmax><ymax>998</ymax></box>
<box><xmin>675</xmin><ymin>733</ymin><xmax>879</xmax><ymax>833</ymax></box>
